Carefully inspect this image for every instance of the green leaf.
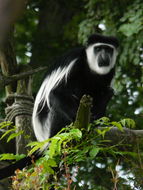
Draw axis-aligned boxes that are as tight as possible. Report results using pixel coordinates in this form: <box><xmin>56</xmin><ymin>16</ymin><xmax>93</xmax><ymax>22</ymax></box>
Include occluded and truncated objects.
<box><xmin>120</xmin><ymin>118</ymin><xmax>136</xmax><ymax>128</ymax></box>
<box><xmin>95</xmin><ymin>117</ymin><xmax>110</xmax><ymax>125</ymax></box>
<box><xmin>0</xmin><ymin>128</ymin><xmax>16</xmax><ymax>140</ymax></box>
<box><xmin>44</xmin><ymin>166</ymin><xmax>55</xmax><ymax>174</ymax></box>
<box><xmin>27</xmin><ymin>141</ymin><xmax>41</xmax><ymax>147</ymax></box>
<box><xmin>48</xmin><ymin>159</ymin><xmax>57</xmax><ymax>167</ymax></box>
<box><xmin>7</xmin><ymin>130</ymin><xmax>24</xmax><ymax>142</ymax></box>
<box><xmin>0</xmin><ymin>153</ymin><xmax>25</xmax><ymax>161</ymax></box>
<box><xmin>49</xmin><ymin>137</ymin><xmax>61</xmax><ymax>158</ymax></box>
<box><xmin>119</xmin><ymin>21</ymin><xmax>142</xmax><ymax>36</ymax></box>
<box><xmin>111</xmin><ymin>121</ymin><xmax>123</xmax><ymax>132</ymax></box>
<box><xmin>28</xmin><ymin>140</ymin><xmax>49</xmax><ymax>155</ymax></box>
<box><xmin>89</xmin><ymin>147</ymin><xmax>100</xmax><ymax>158</ymax></box>
<box><xmin>0</xmin><ymin>122</ymin><xmax>13</xmax><ymax>129</ymax></box>
<box><xmin>96</xmin><ymin>127</ymin><xmax>112</xmax><ymax>138</ymax></box>
<box><xmin>28</xmin><ymin>137</ymin><xmax>50</xmax><ymax>150</ymax></box>
<box><xmin>69</xmin><ymin>129</ymin><xmax>82</xmax><ymax>139</ymax></box>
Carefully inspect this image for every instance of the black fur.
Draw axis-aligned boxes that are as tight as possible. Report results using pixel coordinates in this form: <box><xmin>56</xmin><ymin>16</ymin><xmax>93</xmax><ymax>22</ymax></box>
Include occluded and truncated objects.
<box><xmin>87</xmin><ymin>33</ymin><xmax>119</xmax><ymax>47</ymax></box>
<box><xmin>42</xmin><ymin>50</ymin><xmax>115</xmax><ymax>137</ymax></box>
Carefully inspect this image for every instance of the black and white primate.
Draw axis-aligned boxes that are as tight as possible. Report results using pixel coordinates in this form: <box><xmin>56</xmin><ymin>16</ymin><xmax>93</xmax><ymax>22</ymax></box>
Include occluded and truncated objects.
<box><xmin>0</xmin><ymin>34</ymin><xmax>119</xmax><ymax>179</ymax></box>
<box><xmin>32</xmin><ymin>33</ymin><xmax>118</xmax><ymax>141</ymax></box>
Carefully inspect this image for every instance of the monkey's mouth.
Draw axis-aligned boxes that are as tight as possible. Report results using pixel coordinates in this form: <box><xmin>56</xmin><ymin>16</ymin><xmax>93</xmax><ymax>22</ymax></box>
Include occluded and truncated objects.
<box><xmin>98</xmin><ymin>54</ymin><xmax>110</xmax><ymax>67</ymax></box>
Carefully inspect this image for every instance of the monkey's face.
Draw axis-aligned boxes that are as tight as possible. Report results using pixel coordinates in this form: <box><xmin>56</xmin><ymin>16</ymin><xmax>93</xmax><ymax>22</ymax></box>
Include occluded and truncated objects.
<box><xmin>86</xmin><ymin>43</ymin><xmax>117</xmax><ymax>75</ymax></box>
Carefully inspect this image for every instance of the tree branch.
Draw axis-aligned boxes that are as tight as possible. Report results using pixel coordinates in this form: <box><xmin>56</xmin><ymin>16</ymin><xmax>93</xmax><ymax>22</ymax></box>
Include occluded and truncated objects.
<box><xmin>97</xmin><ymin>127</ymin><xmax>143</xmax><ymax>145</ymax></box>
<box><xmin>0</xmin><ymin>66</ymin><xmax>48</xmax><ymax>90</ymax></box>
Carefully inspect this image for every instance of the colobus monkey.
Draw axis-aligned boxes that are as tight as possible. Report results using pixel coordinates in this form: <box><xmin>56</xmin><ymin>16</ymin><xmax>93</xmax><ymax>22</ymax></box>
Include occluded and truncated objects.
<box><xmin>32</xmin><ymin>33</ymin><xmax>118</xmax><ymax>141</ymax></box>
<box><xmin>0</xmin><ymin>34</ymin><xmax>119</xmax><ymax>179</ymax></box>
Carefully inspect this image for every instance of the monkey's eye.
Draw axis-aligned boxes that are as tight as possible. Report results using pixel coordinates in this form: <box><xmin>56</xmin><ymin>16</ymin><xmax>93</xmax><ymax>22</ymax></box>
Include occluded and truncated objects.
<box><xmin>94</xmin><ymin>46</ymin><xmax>101</xmax><ymax>52</ymax></box>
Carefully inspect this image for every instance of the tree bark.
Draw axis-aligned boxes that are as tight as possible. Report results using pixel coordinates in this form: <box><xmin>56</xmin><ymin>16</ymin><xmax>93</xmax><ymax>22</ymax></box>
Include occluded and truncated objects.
<box><xmin>97</xmin><ymin>127</ymin><xmax>143</xmax><ymax>145</ymax></box>
<box><xmin>74</xmin><ymin>95</ymin><xmax>93</xmax><ymax>129</ymax></box>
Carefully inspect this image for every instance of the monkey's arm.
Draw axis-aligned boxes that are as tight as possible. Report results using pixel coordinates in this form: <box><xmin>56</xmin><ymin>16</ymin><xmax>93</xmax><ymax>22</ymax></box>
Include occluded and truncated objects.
<box><xmin>91</xmin><ymin>88</ymin><xmax>114</xmax><ymax>120</ymax></box>
<box><xmin>46</xmin><ymin>89</ymin><xmax>79</xmax><ymax>137</ymax></box>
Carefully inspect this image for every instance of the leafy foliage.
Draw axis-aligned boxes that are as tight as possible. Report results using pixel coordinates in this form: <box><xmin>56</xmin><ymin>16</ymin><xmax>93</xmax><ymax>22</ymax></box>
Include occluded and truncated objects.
<box><xmin>0</xmin><ymin>118</ymin><xmax>136</xmax><ymax>189</ymax></box>
<box><xmin>0</xmin><ymin>122</ymin><xmax>24</xmax><ymax>143</ymax></box>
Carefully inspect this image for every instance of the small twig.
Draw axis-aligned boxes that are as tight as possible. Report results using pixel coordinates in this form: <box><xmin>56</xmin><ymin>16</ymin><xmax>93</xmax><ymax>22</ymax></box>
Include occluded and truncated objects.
<box><xmin>109</xmin><ymin>160</ymin><xmax>120</xmax><ymax>190</ymax></box>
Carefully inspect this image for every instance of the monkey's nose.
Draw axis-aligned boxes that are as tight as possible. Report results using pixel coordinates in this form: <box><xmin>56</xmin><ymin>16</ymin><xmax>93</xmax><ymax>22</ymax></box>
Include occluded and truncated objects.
<box><xmin>98</xmin><ymin>53</ymin><xmax>110</xmax><ymax>67</ymax></box>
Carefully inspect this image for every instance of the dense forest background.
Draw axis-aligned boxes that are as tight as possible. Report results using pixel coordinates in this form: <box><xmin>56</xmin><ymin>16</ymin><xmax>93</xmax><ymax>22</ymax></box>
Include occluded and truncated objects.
<box><xmin>0</xmin><ymin>0</ymin><xmax>143</xmax><ymax>189</ymax></box>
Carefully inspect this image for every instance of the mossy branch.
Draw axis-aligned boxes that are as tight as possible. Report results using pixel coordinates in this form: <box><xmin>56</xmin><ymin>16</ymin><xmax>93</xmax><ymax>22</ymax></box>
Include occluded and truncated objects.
<box><xmin>74</xmin><ymin>95</ymin><xmax>93</xmax><ymax>129</ymax></box>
